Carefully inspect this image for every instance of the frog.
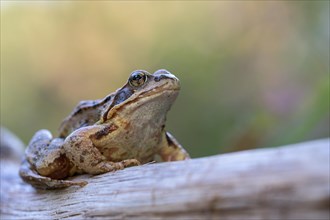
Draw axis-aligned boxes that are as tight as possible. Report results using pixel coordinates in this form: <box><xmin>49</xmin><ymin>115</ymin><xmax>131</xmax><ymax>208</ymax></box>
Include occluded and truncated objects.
<box><xmin>19</xmin><ymin>69</ymin><xmax>190</xmax><ymax>189</ymax></box>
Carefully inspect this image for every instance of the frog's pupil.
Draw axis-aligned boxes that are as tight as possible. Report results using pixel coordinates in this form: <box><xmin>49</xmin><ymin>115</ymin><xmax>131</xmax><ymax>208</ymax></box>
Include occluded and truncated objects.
<box><xmin>133</xmin><ymin>73</ymin><xmax>142</xmax><ymax>81</ymax></box>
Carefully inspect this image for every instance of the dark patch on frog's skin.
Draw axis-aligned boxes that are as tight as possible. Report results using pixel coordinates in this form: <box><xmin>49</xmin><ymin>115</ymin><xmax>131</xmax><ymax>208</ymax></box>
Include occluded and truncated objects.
<box><xmin>46</xmin><ymin>155</ymin><xmax>72</xmax><ymax>179</ymax></box>
<box><xmin>92</xmin><ymin>124</ymin><xmax>118</xmax><ymax>140</ymax></box>
<box><xmin>111</xmin><ymin>87</ymin><xmax>135</xmax><ymax>107</ymax></box>
<box><xmin>80</xmin><ymin>155</ymin><xmax>84</xmax><ymax>163</ymax></box>
<box><xmin>101</xmin><ymin>86</ymin><xmax>135</xmax><ymax>122</ymax></box>
<box><xmin>82</xmin><ymin>150</ymin><xmax>88</xmax><ymax>156</ymax></box>
<box><xmin>36</xmin><ymin>154</ymin><xmax>72</xmax><ymax>180</ymax></box>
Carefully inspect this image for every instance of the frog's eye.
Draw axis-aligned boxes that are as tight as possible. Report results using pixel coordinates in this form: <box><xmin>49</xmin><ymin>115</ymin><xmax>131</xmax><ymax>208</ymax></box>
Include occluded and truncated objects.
<box><xmin>129</xmin><ymin>71</ymin><xmax>148</xmax><ymax>87</ymax></box>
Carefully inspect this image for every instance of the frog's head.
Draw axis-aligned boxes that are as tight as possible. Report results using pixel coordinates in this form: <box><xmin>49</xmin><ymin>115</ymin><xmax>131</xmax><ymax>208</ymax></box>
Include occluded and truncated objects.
<box><xmin>103</xmin><ymin>69</ymin><xmax>180</xmax><ymax>122</ymax></box>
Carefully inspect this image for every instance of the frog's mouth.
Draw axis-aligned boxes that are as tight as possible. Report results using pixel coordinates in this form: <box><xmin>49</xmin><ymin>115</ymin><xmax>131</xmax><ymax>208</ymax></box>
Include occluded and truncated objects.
<box><xmin>137</xmin><ymin>82</ymin><xmax>180</xmax><ymax>99</ymax></box>
<box><xmin>122</xmin><ymin>83</ymin><xmax>179</xmax><ymax>108</ymax></box>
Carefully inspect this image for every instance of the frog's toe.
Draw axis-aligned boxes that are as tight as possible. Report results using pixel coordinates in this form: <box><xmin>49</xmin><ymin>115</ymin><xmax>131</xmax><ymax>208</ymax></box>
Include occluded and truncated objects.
<box><xmin>43</xmin><ymin>179</ymin><xmax>88</xmax><ymax>189</ymax></box>
<box><xmin>121</xmin><ymin>159</ymin><xmax>141</xmax><ymax>167</ymax></box>
<box><xmin>88</xmin><ymin>159</ymin><xmax>140</xmax><ymax>174</ymax></box>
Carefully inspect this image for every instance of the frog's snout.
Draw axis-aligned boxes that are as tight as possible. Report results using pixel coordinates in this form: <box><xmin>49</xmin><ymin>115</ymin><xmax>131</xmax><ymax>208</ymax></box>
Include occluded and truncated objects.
<box><xmin>153</xmin><ymin>69</ymin><xmax>179</xmax><ymax>83</ymax></box>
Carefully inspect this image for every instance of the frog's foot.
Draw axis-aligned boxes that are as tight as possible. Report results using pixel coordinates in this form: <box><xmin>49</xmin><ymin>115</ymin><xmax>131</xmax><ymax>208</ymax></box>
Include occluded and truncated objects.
<box><xmin>157</xmin><ymin>132</ymin><xmax>190</xmax><ymax>162</ymax></box>
<box><xmin>120</xmin><ymin>159</ymin><xmax>141</xmax><ymax>167</ymax></box>
<box><xmin>19</xmin><ymin>160</ymin><xmax>87</xmax><ymax>190</ymax></box>
<box><xmin>91</xmin><ymin>159</ymin><xmax>141</xmax><ymax>174</ymax></box>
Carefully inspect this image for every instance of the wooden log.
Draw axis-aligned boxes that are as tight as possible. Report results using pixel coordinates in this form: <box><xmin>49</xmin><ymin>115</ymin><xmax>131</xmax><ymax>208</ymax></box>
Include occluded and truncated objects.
<box><xmin>1</xmin><ymin>138</ymin><xmax>329</xmax><ymax>220</ymax></box>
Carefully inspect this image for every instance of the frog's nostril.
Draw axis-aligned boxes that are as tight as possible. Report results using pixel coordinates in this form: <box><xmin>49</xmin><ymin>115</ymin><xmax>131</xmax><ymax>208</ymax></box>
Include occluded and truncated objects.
<box><xmin>154</xmin><ymin>75</ymin><xmax>170</xmax><ymax>82</ymax></box>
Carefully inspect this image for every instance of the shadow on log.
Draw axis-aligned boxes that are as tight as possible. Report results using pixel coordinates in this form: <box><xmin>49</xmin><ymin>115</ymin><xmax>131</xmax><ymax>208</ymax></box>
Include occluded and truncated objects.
<box><xmin>1</xmin><ymin>136</ymin><xmax>329</xmax><ymax>220</ymax></box>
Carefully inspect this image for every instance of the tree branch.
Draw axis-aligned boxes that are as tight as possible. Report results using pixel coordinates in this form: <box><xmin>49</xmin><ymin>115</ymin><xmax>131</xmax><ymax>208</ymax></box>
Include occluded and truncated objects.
<box><xmin>1</xmin><ymin>139</ymin><xmax>329</xmax><ymax>219</ymax></box>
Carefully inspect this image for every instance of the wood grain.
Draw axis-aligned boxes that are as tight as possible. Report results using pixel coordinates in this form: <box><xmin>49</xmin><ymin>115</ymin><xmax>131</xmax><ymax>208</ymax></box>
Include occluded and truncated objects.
<box><xmin>1</xmin><ymin>139</ymin><xmax>329</xmax><ymax>220</ymax></box>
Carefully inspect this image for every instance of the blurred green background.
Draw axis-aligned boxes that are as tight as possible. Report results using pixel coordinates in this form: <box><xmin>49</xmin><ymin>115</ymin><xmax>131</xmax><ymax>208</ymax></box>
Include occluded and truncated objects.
<box><xmin>1</xmin><ymin>1</ymin><xmax>329</xmax><ymax>158</ymax></box>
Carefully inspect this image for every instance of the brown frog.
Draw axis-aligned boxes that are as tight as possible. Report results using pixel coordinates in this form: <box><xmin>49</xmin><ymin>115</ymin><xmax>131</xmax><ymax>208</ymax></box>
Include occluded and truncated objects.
<box><xmin>19</xmin><ymin>69</ymin><xmax>190</xmax><ymax>189</ymax></box>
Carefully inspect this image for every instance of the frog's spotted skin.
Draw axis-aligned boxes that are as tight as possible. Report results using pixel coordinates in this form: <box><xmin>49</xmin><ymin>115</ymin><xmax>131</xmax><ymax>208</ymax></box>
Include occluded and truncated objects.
<box><xmin>19</xmin><ymin>69</ymin><xmax>190</xmax><ymax>189</ymax></box>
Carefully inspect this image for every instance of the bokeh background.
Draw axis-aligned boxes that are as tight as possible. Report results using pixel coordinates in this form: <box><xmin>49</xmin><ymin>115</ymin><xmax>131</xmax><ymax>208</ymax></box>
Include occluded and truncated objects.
<box><xmin>1</xmin><ymin>1</ymin><xmax>329</xmax><ymax>158</ymax></box>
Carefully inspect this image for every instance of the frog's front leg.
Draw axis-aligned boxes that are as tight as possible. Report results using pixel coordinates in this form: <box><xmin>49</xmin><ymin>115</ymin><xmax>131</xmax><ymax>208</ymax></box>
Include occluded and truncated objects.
<box><xmin>19</xmin><ymin>130</ymin><xmax>87</xmax><ymax>189</ymax></box>
<box><xmin>64</xmin><ymin>125</ymin><xmax>140</xmax><ymax>175</ymax></box>
<box><xmin>157</xmin><ymin>132</ymin><xmax>190</xmax><ymax>161</ymax></box>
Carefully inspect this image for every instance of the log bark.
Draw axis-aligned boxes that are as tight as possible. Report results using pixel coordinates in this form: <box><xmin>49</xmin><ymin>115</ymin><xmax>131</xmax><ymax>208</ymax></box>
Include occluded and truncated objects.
<box><xmin>1</xmin><ymin>138</ymin><xmax>329</xmax><ymax>220</ymax></box>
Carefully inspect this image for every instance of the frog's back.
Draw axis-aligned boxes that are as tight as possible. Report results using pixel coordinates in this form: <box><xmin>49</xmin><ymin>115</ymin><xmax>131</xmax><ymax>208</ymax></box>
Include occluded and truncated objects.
<box><xmin>58</xmin><ymin>95</ymin><xmax>113</xmax><ymax>138</ymax></box>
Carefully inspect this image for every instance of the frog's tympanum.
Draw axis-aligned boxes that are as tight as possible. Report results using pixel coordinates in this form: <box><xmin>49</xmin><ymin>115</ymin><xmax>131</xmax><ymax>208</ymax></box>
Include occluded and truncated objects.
<box><xmin>19</xmin><ymin>69</ymin><xmax>190</xmax><ymax>189</ymax></box>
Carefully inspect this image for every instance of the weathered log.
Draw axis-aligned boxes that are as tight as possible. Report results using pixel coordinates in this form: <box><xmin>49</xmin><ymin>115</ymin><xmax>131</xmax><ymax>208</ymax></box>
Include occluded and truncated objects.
<box><xmin>1</xmin><ymin>138</ymin><xmax>329</xmax><ymax>220</ymax></box>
